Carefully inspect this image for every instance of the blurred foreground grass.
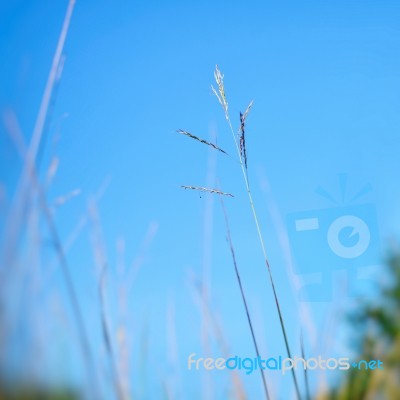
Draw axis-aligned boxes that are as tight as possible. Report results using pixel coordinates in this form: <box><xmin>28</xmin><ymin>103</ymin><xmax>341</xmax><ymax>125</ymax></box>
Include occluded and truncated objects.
<box><xmin>0</xmin><ymin>384</ymin><xmax>78</xmax><ymax>400</ymax></box>
<box><xmin>320</xmin><ymin>251</ymin><xmax>400</xmax><ymax>400</ymax></box>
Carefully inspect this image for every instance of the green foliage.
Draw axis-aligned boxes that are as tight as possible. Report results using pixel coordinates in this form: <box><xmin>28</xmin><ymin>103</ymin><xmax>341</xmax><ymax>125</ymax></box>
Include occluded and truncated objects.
<box><xmin>321</xmin><ymin>251</ymin><xmax>400</xmax><ymax>400</ymax></box>
<box><xmin>0</xmin><ymin>384</ymin><xmax>79</xmax><ymax>400</ymax></box>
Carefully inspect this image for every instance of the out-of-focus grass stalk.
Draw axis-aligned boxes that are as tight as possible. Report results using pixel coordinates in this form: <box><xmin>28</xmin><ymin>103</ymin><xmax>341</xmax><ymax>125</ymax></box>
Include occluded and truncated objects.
<box><xmin>89</xmin><ymin>201</ymin><xmax>126</xmax><ymax>400</ymax></box>
<box><xmin>212</xmin><ymin>65</ymin><xmax>301</xmax><ymax>400</ymax></box>
<box><xmin>3</xmin><ymin>112</ymin><xmax>100</xmax><ymax>399</ymax></box>
<box><xmin>166</xmin><ymin>296</ymin><xmax>182</xmax><ymax>400</ymax></box>
<box><xmin>27</xmin><ymin>0</ymin><xmax>75</xmax><ymax>165</ymax></box>
<box><xmin>3</xmin><ymin>0</ymin><xmax>76</xmax><ymax>275</ymax></box>
<box><xmin>189</xmin><ymin>272</ymin><xmax>247</xmax><ymax>400</ymax></box>
<box><xmin>300</xmin><ymin>332</ymin><xmax>311</xmax><ymax>400</ymax></box>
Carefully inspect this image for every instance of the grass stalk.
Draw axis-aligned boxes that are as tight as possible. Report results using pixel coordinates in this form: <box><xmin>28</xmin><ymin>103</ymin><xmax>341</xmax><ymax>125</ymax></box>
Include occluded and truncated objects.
<box><xmin>301</xmin><ymin>331</ymin><xmax>311</xmax><ymax>400</ymax></box>
<box><xmin>99</xmin><ymin>264</ymin><xmax>126</xmax><ymax>400</ymax></box>
<box><xmin>213</xmin><ymin>65</ymin><xmax>302</xmax><ymax>400</ymax></box>
<box><xmin>89</xmin><ymin>202</ymin><xmax>126</xmax><ymax>400</ymax></box>
<box><xmin>189</xmin><ymin>274</ymin><xmax>247</xmax><ymax>400</ymax></box>
<box><xmin>3</xmin><ymin>112</ymin><xmax>100</xmax><ymax>399</ymax></box>
<box><xmin>2</xmin><ymin>0</ymin><xmax>76</xmax><ymax>293</ymax></box>
<box><xmin>27</xmin><ymin>0</ymin><xmax>75</xmax><ymax>167</ymax></box>
<box><xmin>220</xmin><ymin>198</ymin><xmax>270</xmax><ymax>400</ymax></box>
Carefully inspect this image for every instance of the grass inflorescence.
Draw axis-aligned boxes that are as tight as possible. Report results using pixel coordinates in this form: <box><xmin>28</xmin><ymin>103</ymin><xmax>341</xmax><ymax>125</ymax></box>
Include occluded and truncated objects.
<box><xmin>181</xmin><ymin>186</ymin><xmax>234</xmax><ymax>197</ymax></box>
<box><xmin>178</xmin><ymin>65</ymin><xmax>302</xmax><ymax>400</ymax></box>
<box><xmin>177</xmin><ymin>129</ymin><xmax>228</xmax><ymax>155</ymax></box>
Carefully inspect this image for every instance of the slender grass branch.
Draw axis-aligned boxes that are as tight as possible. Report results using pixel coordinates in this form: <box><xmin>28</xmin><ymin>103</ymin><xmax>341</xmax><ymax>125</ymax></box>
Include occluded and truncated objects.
<box><xmin>4</xmin><ymin>0</ymin><xmax>76</xmax><ymax>273</ymax></box>
<box><xmin>3</xmin><ymin>113</ymin><xmax>100</xmax><ymax>399</ymax></box>
<box><xmin>215</xmin><ymin>66</ymin><xmax>302</xmax><ymax>400</ymax></box>
<box><xmin>99</xmin><ymin>264</ymin><xmax>126</xmax><ymax>400</ymax></box>
<box><xmin>190</xmin><ymin>275</ymin><xmax>247</xmax><ymax>400</ymax></box>
<box><xmin>220</xmin><ymin>198</ymin><xmax>270</xmax><ymax>400</ymax></box>
<box><xmin>39</xmin><ymin>192</ymin><xmax>100</xmax><ymax>398</ymax></box>
<box><xmin>301</xmin><ymin>331</ymin><xmax>311</xmax><ymax>400</ymax></box>
<box><xmin>89</xmin><ymin>201</ymin><xmax>126</xmax><ymax>400</ymax></box>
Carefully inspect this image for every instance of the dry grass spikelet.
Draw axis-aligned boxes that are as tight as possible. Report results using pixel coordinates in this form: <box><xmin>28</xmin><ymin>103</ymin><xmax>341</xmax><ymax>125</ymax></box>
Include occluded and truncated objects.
<box><xmin>176</xmin><ymin>129</ymin><xmax>228</xmax><ymax>155</ymax></box>
<box><xmin>239</xmin><ymin>100</ymin><xmax>254</xmax><ymax>170</ymax></box>
<box><xmin>211</xmin><ymin>65</ymin><xmax>229</xmax><ymax>120</ymax></box>
<box><xmin>181</xmin><ymin>185</ymin><xmax>234</xmax><ymax>197</ymax></box>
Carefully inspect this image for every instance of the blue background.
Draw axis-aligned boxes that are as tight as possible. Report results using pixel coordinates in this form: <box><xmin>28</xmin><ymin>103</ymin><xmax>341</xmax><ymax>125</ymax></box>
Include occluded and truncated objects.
<box><xmin>1</xmin><ymin>0</ymin><xmax>400</xmax><ymax>398</ymax></box>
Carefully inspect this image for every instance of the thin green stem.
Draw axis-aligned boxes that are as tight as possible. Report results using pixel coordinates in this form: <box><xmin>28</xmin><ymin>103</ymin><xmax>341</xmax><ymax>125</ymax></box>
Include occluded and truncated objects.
<box><xmin>225</xmin><ymin>115</ymin><xmax>302</xmax><ymax>400</ymax></box>
<box><xmin>221</xmin><ymin>199</ymin><xmax>270</xmax><ymax>400</ymax></box>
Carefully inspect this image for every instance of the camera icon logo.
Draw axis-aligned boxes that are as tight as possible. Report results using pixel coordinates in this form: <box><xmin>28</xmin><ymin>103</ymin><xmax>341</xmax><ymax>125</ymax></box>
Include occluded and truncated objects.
<box><xmin>327</xmin><ymin>215</ymin><xmax>370</xmax><ymax>259</ymax></box>
<box><xmin>287</xmin><ymin>180</ymin><xmax>381</xmax><ymax>302</ymax></box>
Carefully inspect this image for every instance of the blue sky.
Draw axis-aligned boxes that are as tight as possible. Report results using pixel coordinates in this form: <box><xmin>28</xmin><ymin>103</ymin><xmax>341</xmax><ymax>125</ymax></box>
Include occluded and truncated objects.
<box><xmin>1</xmin><ymin>0</ymin><xmax>400</xmax><ymax>398</ymax></box>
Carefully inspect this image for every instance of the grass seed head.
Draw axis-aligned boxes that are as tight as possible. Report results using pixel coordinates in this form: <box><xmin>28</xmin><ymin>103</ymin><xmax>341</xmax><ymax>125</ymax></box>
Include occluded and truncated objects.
<box><xmin>176</xmin><ymin>129</ymin><xmax>228</xmax><ymax>155</ymax></box>
<box><xmin>181</xmin><ymin>185</ymin><xmax>234</xmax><ymax>197</ymax></box>
<box><xmin>239</xmin><ymin>100</ymin><xmax>253</xmax><ymax>170</ymax></box>
<box><xmin>212</xmin><ymin>65</ymin><xmax>229</xmax><ymax>120</ymax></box>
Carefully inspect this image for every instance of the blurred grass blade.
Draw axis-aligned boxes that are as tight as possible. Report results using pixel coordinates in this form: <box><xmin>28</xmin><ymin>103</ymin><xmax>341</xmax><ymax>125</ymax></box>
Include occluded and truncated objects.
<box><xmin>301</xmin><ymin>331</ymin><xmax>311</xmax><ymax>400</ymax></box>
